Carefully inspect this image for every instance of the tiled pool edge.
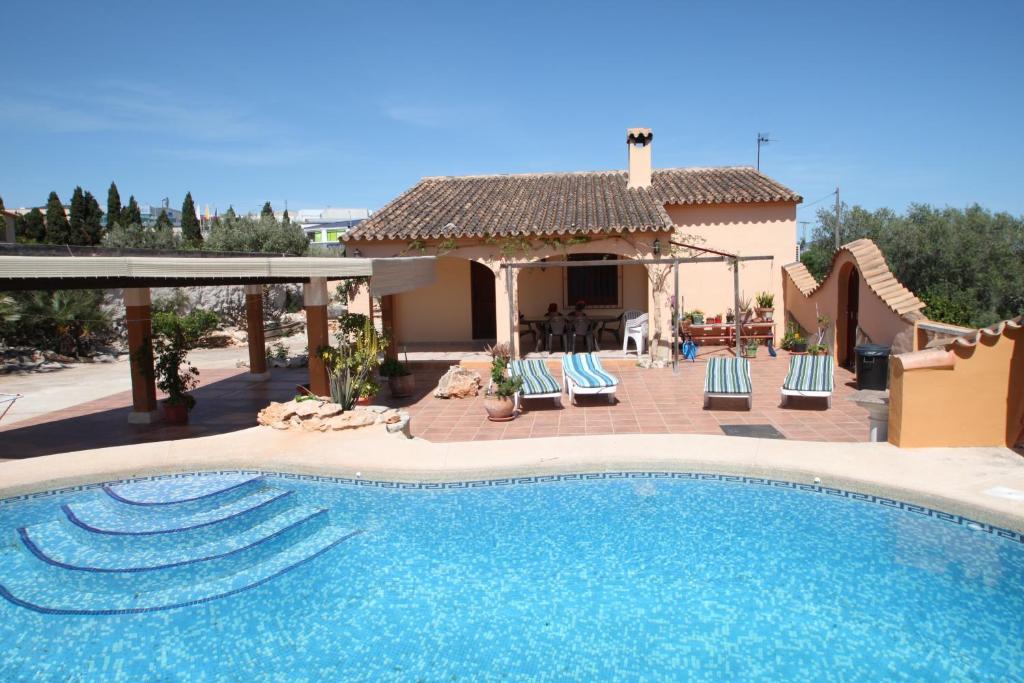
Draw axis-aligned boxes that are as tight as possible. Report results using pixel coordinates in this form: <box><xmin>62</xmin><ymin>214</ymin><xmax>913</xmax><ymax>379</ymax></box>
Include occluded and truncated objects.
<box><xmin>3</xmin><ymin>469</ymin><xmax>1022</xmax><ymax>546</ymax></box>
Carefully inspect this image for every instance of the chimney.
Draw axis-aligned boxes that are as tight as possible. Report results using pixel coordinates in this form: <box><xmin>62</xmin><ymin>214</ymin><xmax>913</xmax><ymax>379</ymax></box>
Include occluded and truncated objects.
<box><xmin>626</xmin><ymin>127</ymin><xmax>653</xmax><ymax>189</ymax></box>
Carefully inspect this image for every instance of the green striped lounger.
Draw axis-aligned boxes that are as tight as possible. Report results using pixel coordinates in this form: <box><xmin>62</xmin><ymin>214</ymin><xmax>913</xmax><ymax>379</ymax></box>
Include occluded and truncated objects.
<box><xmin>509</xmin><ymin>359</ymin><xmax>563</xmax><ymax>409</ymax></box>
<box><xmin>703</xmin><ymin>356</ymin><xmax>753</xmax><ymax>410</ymax></box>
<box><xmin>561</xmin><ymin>353</ymin><xmax>619</xmax><ymax>405</ymax></box>
<box><xmin>781</xmin><ymin>354</ymin><xmax>835</xmax><ymax>408</ymax></box>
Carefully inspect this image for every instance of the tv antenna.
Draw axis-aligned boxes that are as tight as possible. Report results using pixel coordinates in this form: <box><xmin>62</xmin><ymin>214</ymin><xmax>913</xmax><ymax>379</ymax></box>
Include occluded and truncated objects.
<box><xmin>756</xmin><ymin>133</ymin><xmax>775</xmax><ymax>171</ymax></box>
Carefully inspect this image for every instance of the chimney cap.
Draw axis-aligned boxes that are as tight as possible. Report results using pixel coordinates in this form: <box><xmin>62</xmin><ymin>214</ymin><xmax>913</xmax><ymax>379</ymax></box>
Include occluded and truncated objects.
<box><xmin>627</xmin><ymin>128</ymin><xmax>653</xmax><ymax>144</ymax></box>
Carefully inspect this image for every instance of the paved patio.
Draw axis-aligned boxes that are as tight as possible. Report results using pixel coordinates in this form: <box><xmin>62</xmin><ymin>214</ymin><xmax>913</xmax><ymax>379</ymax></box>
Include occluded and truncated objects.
<box><xmin>389</xmin><ymin>348</ymin><xmax>870</xmax><ymax>443</ymax></box>
<box><xmin>0</xmin><ymin>348</ymin><xmax>871</xmax><ymax>460</ymax></box>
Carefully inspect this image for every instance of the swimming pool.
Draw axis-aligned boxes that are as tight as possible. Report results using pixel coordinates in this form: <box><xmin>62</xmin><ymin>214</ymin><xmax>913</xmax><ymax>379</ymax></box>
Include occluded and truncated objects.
<box><xmin>1</xmin><ymin>471</ymin><xmax>1022</xmax><ymax>680</ymax></box>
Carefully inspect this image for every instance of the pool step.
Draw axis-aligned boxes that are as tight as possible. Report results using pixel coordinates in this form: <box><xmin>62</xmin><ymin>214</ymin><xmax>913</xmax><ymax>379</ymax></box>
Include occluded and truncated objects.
<box><xmin>0</xmin><ymin>525</ymin><xmax>362</xmax><ymax>615</ymax></box>
<box><xmin>15</xmin><ymin>506</ymin><xmax>333</xmax><ymax>594</ymax></box>
<box><xmin>59</xmin><ymin>487</ymin><xmax>297</xmax><ymax>551</ymax></box>
<box><xmin>67</xmin><ymin>484</ymin><xmax>287</xmax><ymax>534</ymax></box>
<box><xmin>20</xmin><ymin>502</ymin><xmax>326</xmax><ymax>571</ymax></box>
<box><xmin>101</xmin><ymin>475</ymin><xmax>267</xmax><ymax>514</ymax></box>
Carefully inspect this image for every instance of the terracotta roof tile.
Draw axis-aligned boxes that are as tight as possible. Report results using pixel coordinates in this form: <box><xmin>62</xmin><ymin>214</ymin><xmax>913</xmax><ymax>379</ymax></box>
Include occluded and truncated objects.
<box><xmin>346</xmin><ymin>167</ymin><xmax>801</xmax><ymax>241</ymax></box>
<box><xmin>783</xmin><ymin>238</ymin><xmax>927</xmax><ymax>320</ymax></box>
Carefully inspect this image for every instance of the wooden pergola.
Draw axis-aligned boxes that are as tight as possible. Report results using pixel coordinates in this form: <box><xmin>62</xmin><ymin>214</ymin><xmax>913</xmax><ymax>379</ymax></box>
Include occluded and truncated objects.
<box><xmin>501</xmin><ymin>244</ymin><xmax>773</xmax><ymax>367</ymax></box>
<box><xmin>0</xmin><ymin>245</ymin><xmax>435</xmax><ymax>423</ymax></box>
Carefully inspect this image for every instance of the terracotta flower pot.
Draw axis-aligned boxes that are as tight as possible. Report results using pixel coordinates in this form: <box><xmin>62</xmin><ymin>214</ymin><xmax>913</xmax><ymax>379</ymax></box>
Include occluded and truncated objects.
<box><xmin>388</xmin><ymin>374</ymin><xmax>415</xmax><ymax>398</ymax></box>
<box><xmin>356</xmin><ymin>395</ymin><xmax>376</xmax><ymax>406</ymax></box>
<box><xmin>484</xmin><ymin>395</ymin><xmax>516</xmax><ymax>422</ymax></box>
<box><xmin>163</xmin><ymin>401</ymin><xmax>189</xmax><ymax>425</ymax></box>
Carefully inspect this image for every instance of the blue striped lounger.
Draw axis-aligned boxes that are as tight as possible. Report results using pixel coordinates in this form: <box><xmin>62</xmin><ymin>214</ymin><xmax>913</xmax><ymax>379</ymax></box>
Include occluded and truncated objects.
<box><xmin>509</xmin><ymin>359</ymin><xmax>563</xmax><ymax>409</ymax></box>
<box><xmin>781</xmin><ymin>354</ymin><xmax>835</xmax><ymax>408</ymax></box>
<box><xmin>561</xmin><ymin>353</ymin><xmax>619</xmax><ymax>405</ymax></box>
<box><xmin>703</xmin><ymin>356</ymin><xmax>753</xmax><ymax>409</ymax></box>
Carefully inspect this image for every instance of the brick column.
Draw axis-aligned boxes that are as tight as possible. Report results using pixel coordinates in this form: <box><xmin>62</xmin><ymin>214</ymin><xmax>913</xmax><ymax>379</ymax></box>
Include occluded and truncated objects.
<box><xmin>244</xmin><ymin>284</ymin><xmax>270</xmax><ymax>380</ymax></box>
<box><xmin>304</xmin><ymin>277</ymin><xmax>330</xmax><ymax>397</ymax></box>
<box><xmin>125</xmin><ymin>287</ymin><xmax>159</xmax><ymax>424</ymax></box>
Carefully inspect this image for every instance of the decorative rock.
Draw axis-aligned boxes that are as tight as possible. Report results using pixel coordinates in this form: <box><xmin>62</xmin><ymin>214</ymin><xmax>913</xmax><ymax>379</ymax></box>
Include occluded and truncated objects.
<box><xmin>94</xmin><ymin>354</ymin><xmax>116</xmax><ymax>363</ymax></box>
<box><xmin>433</xmin><ymin>366</ymin><xmax>482</xmax><ymax>399</ymax></box>
<box><xmin>315</xmin><ymin>402</ymin><xmax>344</xmax><ymax>419</ymax></box>
<box><xmin>293</xmin><ymin>401</ymin><xmax>321</xmax><ymax>419</ymax></box>
<box><xmin>37</xmin><ymin>361</ymin><xmax>64</xmax><ymax>372</ymax></box>
<box><xmin>43</xmin><ymin>351</ymin><xmax>76</xmax><ymax>363</ymax></box>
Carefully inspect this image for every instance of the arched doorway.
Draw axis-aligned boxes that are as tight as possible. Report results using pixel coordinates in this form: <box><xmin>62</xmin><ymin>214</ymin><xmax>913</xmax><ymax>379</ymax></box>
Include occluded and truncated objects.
<box><xmin>838</xmin><ymin>265</ymin><xmax>860</xmax><ymax>367</ymax></box>
<box><xmin>470</xmin><ymin>261</ymin><xmax>496</xmax><ymax>340</ymax></box>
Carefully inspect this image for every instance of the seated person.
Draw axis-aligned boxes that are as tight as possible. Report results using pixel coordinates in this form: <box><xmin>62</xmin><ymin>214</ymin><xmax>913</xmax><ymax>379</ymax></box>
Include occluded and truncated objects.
<box><xmin>544</xmin><ymin>303</ymin><xmax>560</xmax><ymax>318</ymax></box>
<box><xmin>568</xmin><ymin>300</ymin><xmax>587</xmax><ymax>319</ymax></box>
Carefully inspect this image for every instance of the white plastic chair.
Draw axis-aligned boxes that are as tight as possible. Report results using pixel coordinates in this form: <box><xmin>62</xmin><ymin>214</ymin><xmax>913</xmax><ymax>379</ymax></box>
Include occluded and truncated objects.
<box><xmin>622</xmin><ymin>311</ymin><xmax>648</xmax><ymax>355</ymax></box>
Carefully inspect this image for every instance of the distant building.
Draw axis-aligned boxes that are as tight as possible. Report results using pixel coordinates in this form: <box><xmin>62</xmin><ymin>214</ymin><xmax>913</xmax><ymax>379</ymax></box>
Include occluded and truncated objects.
<box><xmin>139</xmin><ymin>204</ymin><xmax>182</xmax><ymax>227</ymax></box>
<box><xmin>289</xmin><ymin>208</ymin><xmax>372</xmax><ymax>248</ymax></box>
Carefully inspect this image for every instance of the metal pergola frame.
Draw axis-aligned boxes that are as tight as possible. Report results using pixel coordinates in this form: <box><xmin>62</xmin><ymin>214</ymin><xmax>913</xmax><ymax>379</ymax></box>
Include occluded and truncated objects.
<box><xmin>500</xmin><ymin>251</ymin><xmax>774</xmax><ymax>368</ymax></box>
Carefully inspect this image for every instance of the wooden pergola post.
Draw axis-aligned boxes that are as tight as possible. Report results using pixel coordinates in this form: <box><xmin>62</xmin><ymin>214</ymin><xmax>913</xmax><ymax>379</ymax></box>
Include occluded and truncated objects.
<box><xmin>125</xmin><ymin>287</ymin><xmax>159</xmax><ymax>424</ymax></box>
<box><xmin>304</xmin><ymin>277</ymin><xmax>330</xmax><ymax>397</ymax></box>
<box><xmin>244</xmin><ymin>284</ymin><xmax>270</xmax><ymax>380</ymax></box>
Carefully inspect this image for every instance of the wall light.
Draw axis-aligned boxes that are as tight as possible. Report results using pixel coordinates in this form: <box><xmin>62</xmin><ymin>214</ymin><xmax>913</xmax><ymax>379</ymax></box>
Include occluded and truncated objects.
<box><xmin>652</xmin><ymin>239</ymin><xmax>661</xmax><ymax>256</ymax></box>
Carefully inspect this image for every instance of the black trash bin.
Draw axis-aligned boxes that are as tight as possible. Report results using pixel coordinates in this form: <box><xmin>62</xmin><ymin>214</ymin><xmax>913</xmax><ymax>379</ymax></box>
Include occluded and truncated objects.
<box><xmin>854</xmin><ymin>344</ymin><xmax>890</xmax><ymax>390</ymax></box>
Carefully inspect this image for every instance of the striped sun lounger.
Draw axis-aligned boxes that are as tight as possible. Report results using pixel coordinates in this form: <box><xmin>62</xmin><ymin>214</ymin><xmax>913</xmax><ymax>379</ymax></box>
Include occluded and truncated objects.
<box><xmin>509</xmin><ymin>359</ymin><xmax>563</xmax><ymax>409</ymax></box>
<box><xmin>781</xmin><ymin>354</ymin><xmax>835</xmax><ymax>408</ymax></box>
<box><xmin>561</xmin><ymin>353</ymin><xmax>619</xmax><ymax>405</ymax></box>
<box><xmin>703</xmin><ymin>356</ymin><xmax>753</xmax><ymax>410</ymax></box>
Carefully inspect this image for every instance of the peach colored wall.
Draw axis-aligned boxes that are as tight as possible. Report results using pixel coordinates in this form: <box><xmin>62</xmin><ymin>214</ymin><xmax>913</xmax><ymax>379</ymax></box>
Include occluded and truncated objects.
<box><xmin>344</xmin><ymin>233</ymin><xmax>673</xmax><ymax>356</ymax></box>
<box><xmin>889</xmin><ymin>322</ymin><xmax>1023</xmax><ymax>448</ymax></box>
<box><xmin>782</xmin><ymin>251</ymin><xmax>915</xmax><ymax>359</ymax></box>
<box><xmin>667</xmin><ymin>202</ymin><xmax>797</xmax><ymax>342</ymax></box>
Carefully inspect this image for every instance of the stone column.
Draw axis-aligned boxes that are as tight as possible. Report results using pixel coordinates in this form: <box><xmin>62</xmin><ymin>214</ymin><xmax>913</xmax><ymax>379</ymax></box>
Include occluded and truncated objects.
<box><xmin>125</xmin><ymin>287</ymin><xmax>159</xmax><ymax>424</ymax></box>
<box><xmin>304</xmin><ymin>277</ymin><xmax>330</xmax><ymax>397</ymax></box>
<box><xmin>244</xmin><ymin>284</ymin><xmax>270</xmax><ymax>380</ymax></box>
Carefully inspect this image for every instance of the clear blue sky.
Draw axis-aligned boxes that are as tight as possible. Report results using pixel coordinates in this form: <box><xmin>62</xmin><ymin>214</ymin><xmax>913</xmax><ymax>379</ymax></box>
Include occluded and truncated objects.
<box><xmin>3</xmin><ymin>0</ymin><xmax>1022</xmax><ymax>223</ymax></box>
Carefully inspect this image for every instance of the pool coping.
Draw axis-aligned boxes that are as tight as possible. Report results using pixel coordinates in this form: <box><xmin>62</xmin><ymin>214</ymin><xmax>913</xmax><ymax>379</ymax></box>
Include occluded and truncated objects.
<box><xmin>1</xmin><ymin>429</ymin><xmax>1023</xmax><ymax>536</ymax></box>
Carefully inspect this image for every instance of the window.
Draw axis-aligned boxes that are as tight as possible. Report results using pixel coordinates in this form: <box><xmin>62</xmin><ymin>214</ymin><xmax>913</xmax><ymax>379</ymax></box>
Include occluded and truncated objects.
<box><xmin>565</xmin><ymin>253</ymin><xmax>620</xmax><ymax>307</ymax></box>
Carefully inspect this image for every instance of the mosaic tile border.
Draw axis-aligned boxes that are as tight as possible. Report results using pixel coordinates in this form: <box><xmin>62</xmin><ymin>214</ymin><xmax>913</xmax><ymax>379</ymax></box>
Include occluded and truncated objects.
<box><xmin>2</xmin><ymin>469</ymin><xmax>1021</xmax><ymax>545</ymax></box>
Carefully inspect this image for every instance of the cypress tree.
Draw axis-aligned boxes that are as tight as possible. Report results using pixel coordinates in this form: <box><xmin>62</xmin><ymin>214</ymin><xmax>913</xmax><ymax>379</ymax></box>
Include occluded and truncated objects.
<box><xmin>180</xmin><ymin>192</ymin><xmax>201</xmax><ymax>244</ymax></box>
<box><xmin>282</xmin><ymin>209</ymin><xmax>290</xmax><ymax>225</ymax></box>
<box><xmin>83</xmin><ymin>191</ymin><xmax>104</xmax><ymax>244</ymax></box>
<box><xmin>19</xmin><ymin>208</ymin><xmax>46</xmax><ymax>242</ymax></box>
<box><xmin>69</xmin><ymin>186</ymin><xmax>87</xmax><ymax>244</ymax></box>
<box><xmin>121</xmin><ymin>195</ymin><xmax>142</xmax><ymax>226</ymax></box>
<box><xmin>106</xmin><ymin>182</ymin><xmax>121</xmax><ymax>229</ymax></box>
<box><xmin>260</xmin><ymin>201</ymin><xmax>274</xmax><ymax>219</ymax></box>
<box><xmin>155</xmin><ymin>209</ymin><xmax>172</xmax><ymax>230</ymax></box>
<box><xmin>45</xmin><ymin>191</ymin><xmax>71</xmax><ymax>244</ymax></box>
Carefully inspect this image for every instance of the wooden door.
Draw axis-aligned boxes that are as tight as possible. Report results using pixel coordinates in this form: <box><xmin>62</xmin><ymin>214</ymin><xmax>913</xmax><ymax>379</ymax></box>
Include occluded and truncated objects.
<box><xmin>470</xmin><ymin>261</ymin><xmax>497</xmax><ymax>340</ymax></box>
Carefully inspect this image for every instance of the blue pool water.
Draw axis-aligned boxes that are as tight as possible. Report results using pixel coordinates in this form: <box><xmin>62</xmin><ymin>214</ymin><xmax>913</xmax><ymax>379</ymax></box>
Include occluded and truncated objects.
<box><xmin>1</xmin><ymin>471</ymin><xmax>1022</xmax><ymax>680</ymax></box>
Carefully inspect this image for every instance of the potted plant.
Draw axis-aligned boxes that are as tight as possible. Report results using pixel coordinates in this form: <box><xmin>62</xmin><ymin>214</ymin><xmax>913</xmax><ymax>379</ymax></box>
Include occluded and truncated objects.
<box><xmin>380</xmin><ymin>354</ymin><xmax>415</xmax><ymax>398</ymax></box>
<box><xmin>483</xmin><ymin>343</ymin><xmax>522</xmax><ymax>421</ymax></box>
<box><xmin>690</xmin><ymin>309</ymin><xmax>705</xmax><ymax>325</ymax></box>
<box><xmin>148</xmin><ymin>312</ymin><xmax>216</xmax><ymax>425</ymax></box>
<box><xmin>742</xmin><ymin>340</ymin><xmax>759</xmax><ymax>359</ymax></box>
<box><xmin>738</xmin><ymin>295</ymin><xmax>754</xmax><ymax>323</ymax></box>
<box><xmin>755</xmin><ymin>292</ymin><xmax>775</xmax><ymax>322</ymax></box>
<box><xmin>781</xmin><ymin>323</ymin><xmax>808</xmax><ymax>354</ymax></box>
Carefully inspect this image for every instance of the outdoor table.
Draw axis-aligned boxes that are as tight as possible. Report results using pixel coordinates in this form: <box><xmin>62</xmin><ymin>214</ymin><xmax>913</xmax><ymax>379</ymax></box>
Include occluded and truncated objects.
<box><xmin>521</xmin><ymin>315</ymin><xmax>620</xmax><ymax>352</ymax></box>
